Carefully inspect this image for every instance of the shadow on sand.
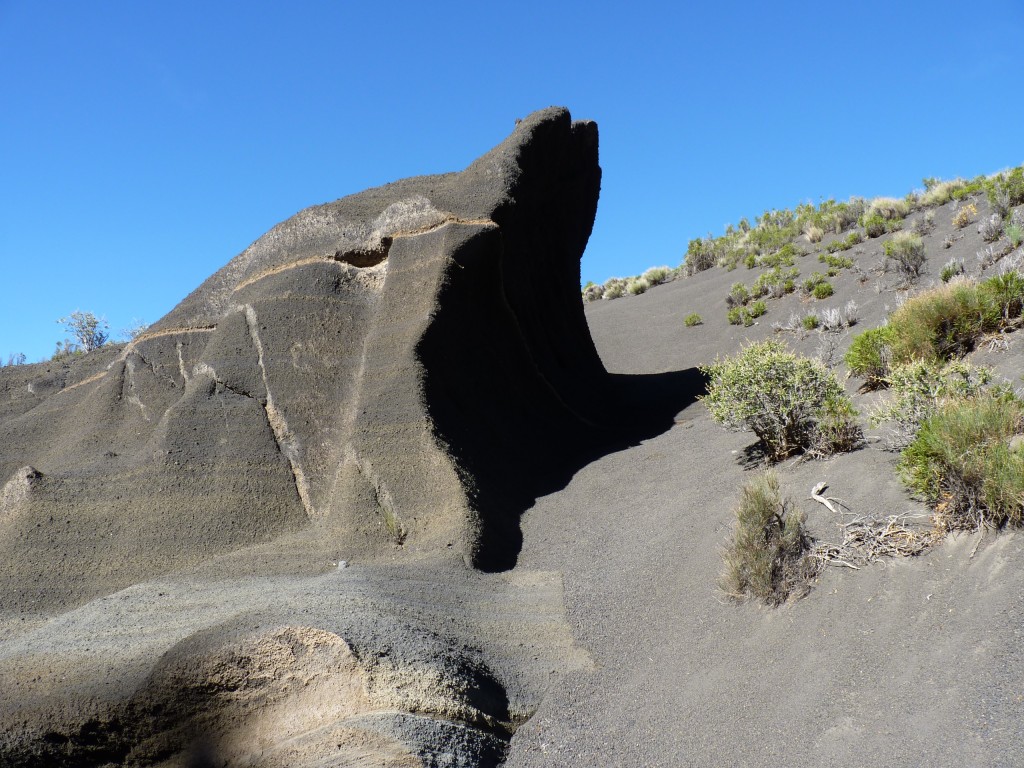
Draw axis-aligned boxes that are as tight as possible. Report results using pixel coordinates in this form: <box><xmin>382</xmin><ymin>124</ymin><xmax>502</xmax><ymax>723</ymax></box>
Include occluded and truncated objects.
<box><xmin>428</xmin><ymin>367</ymin><xmax>708</xmax><ymax>572</ymax></box>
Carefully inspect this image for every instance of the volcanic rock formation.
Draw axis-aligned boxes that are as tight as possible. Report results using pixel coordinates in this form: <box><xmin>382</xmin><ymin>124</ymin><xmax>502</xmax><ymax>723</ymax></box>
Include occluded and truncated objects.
<box><xmin>0</xmin><ymin>107</ymin><xmax>612</xmax><ymax>765</ymax></box>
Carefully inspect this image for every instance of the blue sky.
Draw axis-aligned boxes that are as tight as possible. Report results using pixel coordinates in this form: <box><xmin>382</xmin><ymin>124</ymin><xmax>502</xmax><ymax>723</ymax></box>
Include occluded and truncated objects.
<box><xmin>3</xmin><ymin>1</ymin><xmax>1023</xmax><ymax>362</ymax></box>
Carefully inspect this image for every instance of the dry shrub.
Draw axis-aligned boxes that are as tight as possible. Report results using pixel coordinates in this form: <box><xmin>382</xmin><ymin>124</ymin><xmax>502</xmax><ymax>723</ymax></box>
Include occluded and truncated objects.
<box><xmin>952</xmin><ymin>202</ymin><xmax>978</xmax><ymax>229</ymax></box>
<box><xmin>866</xmin><ymin>196</ymin><xmax>910</xmax><ymax>221</ymax></box>
<box><xmin>720</xmin><ymin>472</ymin><xmax>817</xmax><ymax>605</ymax></box>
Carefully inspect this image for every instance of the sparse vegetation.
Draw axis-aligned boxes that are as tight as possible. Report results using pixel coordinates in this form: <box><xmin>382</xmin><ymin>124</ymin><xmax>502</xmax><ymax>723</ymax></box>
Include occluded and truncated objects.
<box><xmin>627</xmin><ymin>277</ymin><xmax>651</xmax><ymax>295</ymax></box>
<box><xmin>701</xmin><ymin>340</ymin><xmax>862</xmax><ymax>461</ymax></box>
<box><xmin>920</xmin><ymin>178</ymin><xmax>966</xmax><ymax>207</ymax></box>
<box><xmin>720</xmin><ymin>471</ymin><xmax>817</xmax><ymax>605</ymax></box>
<box><xmin>684</xmin><ymin>312</ymin><xmax>703</xmax><ymax>327</ymax></box>
<box><xmin>882</xmin><ymin>231</ymin><xmax>926</xmax><ymax>281</ymax></box>
<box><xmin>865</xmin><ymin>196</ymin><xmax>910</xmax><ymax>222</ymax></box>
<box><xmin>801</xmin><ymin>314</ymin><xmax>819</xmax><ymax>330</ymax></box>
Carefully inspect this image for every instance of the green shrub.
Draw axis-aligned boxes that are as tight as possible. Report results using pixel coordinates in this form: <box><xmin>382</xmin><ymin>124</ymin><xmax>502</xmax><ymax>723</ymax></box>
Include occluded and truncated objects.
<box><xmin>684</xmin><ymin>312</ymin><xmax>703</xmax><ymax>327</ymax></box>
<box><xmin>747</xmin><ymin>299</ymin><xmax>768</xmax><ymax>319</ymax></box>
<box><xmin>939</xmin><ymin>259</ymin><xmax>965</xmax><ymax>283</ymax></box>
<box><xmin>872</xmin><ymin>359</ymin><xmax>994</xmax><ymax>448</ymax></box>
<box><xmin>849</xmin><ymin>275</ymin><xmax>1024</xmax><ymax>377</ymax></box>
<box><xmin>683</xmin><ymin>237</ymin><xmax>717</xmax><ymax>275</ymax></box>
<box><xmin>602</xmin><ymin>279</ymin><xmax>626</xmax><ymax>300</ymax></box>
<box><xmin>643</xmin><ymin>266</ymin><xmax>672</xmax><ymax>285</ymax></box>
<box><xmin>812</xmin><ymin>281</ymin><xmax>834</xmax><ymax>299</ymax></box>
<box><xmin>898</xmin><ymin>392</ymin><xmax>1024</xmax><ymax>529</ymax></box>
<box><xmin>720</xmin><ymin>471</ymin><xmax>817</xmax><ymax>605</ymax></box>
<box><xmin>727</xmin><ymin>282</ymin><xmax>751</xmax><ymax>308</ymax></box>
<box><xmin>802</xmin><ymin>313</ymin><xmax>819</xmax><ymax>330</ymax></box>
<box><xmin>701</xmin><ymin>340</ymin><xmax>862</xmax><ymax>460</ymax></box>
<box><xmin>803</xmin><ymin>272</ymin><xmax>833</xmax><ymax>299</ymax></box>
<box><xmin>752</xmin><ymin>266</ymin><xmax>799</xmax><ymax>299</ymax></box>
<box><xmin>883</xmin><ymin>231</ymin><xmax>926</xmax><ymax>280</ymax></box>
<box><xmin>987</xmin><ymin>167</ymin><xmax>1024</xmax><ymax>211</ymax></box>
<box><xmin>844</xmin><ymin>326</ymin><xmax>895</xmax><ymax>387</ymax></box>
<box><xmin>627</xmin><ymin>277</ymin><xmax>651</xmax><ymax>295</ymax></box>
<box><xmin>1006</xmin><ymin>221</ymin><xmax>1024</xmax><ymax>248</ymax></box>
<box><xmin>819</xmin><ymin>253</ymin><xmax>854</xmax><ymax>270</ymax></box>
<box><xmin>866</xmin><ymin>196</ymin><xmax>910</xmax><ymax>221</ymax></box>
<box><xmin>920</xmin><ymin>179</ymin><xmax>966</xmax><ymax>207</ymax></box>
<box><xmin>862</xmin><ymin>213</ymin><xmax>891</xmax><ymax>238</ymax></box>
<box><xmin>728</xmin><ymin>307</ymin><xmax>753</xmax><ymax>326</ymax></box>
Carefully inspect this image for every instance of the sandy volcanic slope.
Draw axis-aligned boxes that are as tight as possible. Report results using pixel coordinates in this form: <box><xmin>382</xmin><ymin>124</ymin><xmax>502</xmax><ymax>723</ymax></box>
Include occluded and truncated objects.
<box><xmin>505</xmin><ymin>198</ymin><xmax>1024</xmax><ymax>767</ymax></box>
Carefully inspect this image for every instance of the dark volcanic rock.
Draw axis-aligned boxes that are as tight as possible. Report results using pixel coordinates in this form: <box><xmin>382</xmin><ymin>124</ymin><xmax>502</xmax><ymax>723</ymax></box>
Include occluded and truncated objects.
<box><xmin>0</xmin><ymin>106</ymin><xmax>606</xmax><ymax>608</ymax></box>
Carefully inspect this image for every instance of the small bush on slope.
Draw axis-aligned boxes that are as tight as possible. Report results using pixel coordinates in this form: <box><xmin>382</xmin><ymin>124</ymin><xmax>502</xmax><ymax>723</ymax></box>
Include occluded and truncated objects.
<box><xmin>720</xmin><ymin>471</ymin><xmax>817</xmax><ymax>605</ymax></box>
<box><xmin>701</xmin><ymin>340</ymin><xmax>862</xmax><ymax>461</ymax></box>
<box><xmin>871</xmin><ymin>360</ymin><xmax>995</xmax><ymax>449</ymax></box>
<box><xmin>899</xmin><ymin>391</ymin><xmax>1024</xmax><ymax>530</ymax></box>
<box><xmin>846</xmin><ymin>274</ymin><xmax>1024</xmax><ymax>385</ymax></box>
<box><xmin>883</xmin><ymin>231</ymin><xmax>926</xmax><ymax>281</ymax></box>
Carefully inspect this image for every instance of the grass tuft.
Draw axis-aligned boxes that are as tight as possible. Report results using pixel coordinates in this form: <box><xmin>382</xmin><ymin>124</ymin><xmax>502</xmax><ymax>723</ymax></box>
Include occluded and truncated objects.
<box><xmin>720</xmin><ymin>472</ymin><xmax>817</xmax><ymax>605</ymax></box>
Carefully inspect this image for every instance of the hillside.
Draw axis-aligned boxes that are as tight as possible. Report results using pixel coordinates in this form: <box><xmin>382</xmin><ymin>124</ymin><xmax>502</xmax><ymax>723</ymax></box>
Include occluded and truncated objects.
<box><xmin>1</xmin><ymin>111</ymin><xmax>1022</xmax><ymax>767</ymax></box>
<box><xmin>505</xmin><ymin>176</ymin><xmax>1024</xmax><ymax>765</ymax></box>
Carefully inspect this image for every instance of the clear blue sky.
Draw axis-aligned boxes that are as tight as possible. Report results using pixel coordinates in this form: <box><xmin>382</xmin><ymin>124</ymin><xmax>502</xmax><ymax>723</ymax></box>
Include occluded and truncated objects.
<box><xmin>3</xmin><ymin>1</ymin><xmax>1023</xmax><ymax>362</ymax></box>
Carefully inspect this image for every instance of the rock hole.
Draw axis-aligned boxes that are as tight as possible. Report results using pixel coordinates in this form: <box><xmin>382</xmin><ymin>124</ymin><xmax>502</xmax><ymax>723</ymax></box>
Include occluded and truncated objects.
<box><xmin>334</xmin><ymin>237</ymin><xmax>391</xmax><ymax>268</ymax></box>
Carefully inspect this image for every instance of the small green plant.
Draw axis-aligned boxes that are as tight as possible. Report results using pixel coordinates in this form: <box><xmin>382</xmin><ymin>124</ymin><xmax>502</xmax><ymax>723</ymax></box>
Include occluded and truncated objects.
<box><xmin>812</xmin><ymin>281</ymin><xmax>834</xmax><ymax>299</ymax></box>
<box><xmin>899</xmin><ymin>391</ymin><xmax>1024</xmax><ymax>530</ymax></box>
<box><xmin>952</xmin><ymin>202</ymin><xmax>978</xmax><ymax>229</ymax></box>
<box><xmin>844</xmin><ymin>326</ymin><xmax>894</xmax><ymax>388</ymax></box>
<box><xmin>747</xmin><ymin>299</ymin><xmax>767</xmax><ymax>319</ymax></box>
<box><xmin>720</xmin><ymin>471</ymin><xmax>817</xmax><ymax>605</ymax></box>
<box><xmin>802</xmin><ymin>313</ymin><xmax>819</xmax><ymax>330</ymax></box>
<box><xmin>939</xmin><ymin>259</ymin><xmax>965</xmax><ymax>283</ymax></box>
<box><xmin>883</xmin><ymin>231</ymin><xmax>926</xmax><ymax>281</ymax></box>
<box><xmin>862</xmin><ymin>213</ymin><xmax>888</xmax><ymax>238</ymax></box>
<box><xmin>803</xmin><ymin>272</ymin><xmax>833</xmax><ymax>299</ymax></box>
<box><xmin>819</xmin><ymin>253</ymin><xmax>854</xmax><ymax>270</ymax></box>
<box><xmin>728</xmin><ymin>306</ymin><xmax>753</xmax><ymax>326</ymax></box>
<box><xmin>727</xmin><ymin>282</ymin><xmax>751</xmax><ymax>308</ymax></box>
<box><xmin>1004</xmin><ymin>221</ymin><xmax>1024</xmax><ymax>248</ymax></box>
<box><xmin>872</xmin><ymin>359</ymin><xmax>995</xmax><ymax>448</ymax></box>
<box><xmin>684</xmin><ymin>312</ymin><xmax>703</xmax><ymax>327</ymax></box>
<box><xmin>701</xmin><ymin>340</ymin><xmax>862</xmax><ymax>461</ymax></box>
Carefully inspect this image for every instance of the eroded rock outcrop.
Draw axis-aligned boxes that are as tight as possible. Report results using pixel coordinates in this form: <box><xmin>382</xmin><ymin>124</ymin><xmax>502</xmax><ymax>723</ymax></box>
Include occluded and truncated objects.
<box><xmin>0</xmin><ymin>107</ymin><xmax>606</xmax><ymax>765</ymax></box>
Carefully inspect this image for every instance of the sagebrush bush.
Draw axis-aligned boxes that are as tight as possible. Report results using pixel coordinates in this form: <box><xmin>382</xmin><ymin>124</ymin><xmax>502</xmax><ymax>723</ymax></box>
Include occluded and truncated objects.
<box><xmin>720</xmin><ymin>472</ymin><xmax>817</xmax><ymax>605</ymax></box>
<box><xmin>684</xmin><ymin>312</ymin><xmax>702</xmax><ymax>327</ymax></box>
<box><xmin>920</xmin><ymin>179</ymin><xmax>966</xmax><ymax>207</ymax></box>
<box><xmin>978</xmin><ymin>214</ymin><xmax>1003</xmax><ymax>243</ymax></box>
<box><xmin>899</xmin><ymin>392</ymin><xmax>1024</xmax><ymax>530</ymax></box>
<box><xmin>627</xmin><ymin>277</ymin><xmax>651</xmax><ymax>295</ymax></box>
<box><xmin>702</xmin><ymin>340</ymin><xmax>862</xmax><ymax>460</ymax></box>
<box><xmin>883</xmin><ymin>231</ymin><xmax>926</xmax><ymax>280</ymax></box>
<box><xmin>602</xmin><ymin>279</ymin><xmax>626</xmax><ymax>300</ymax></box>
<box><xmin>846</xmin><ymin>274</ymin><xmax>1024</xmax><ymax>384</ymax></box>
<box><xmin>940</xmin><ymin>258</ymin><xmax>965</xmax><ymax>283</ymax></box>
<box><xmin>804</xmin><ymin>224</ymin><xmax>824</xmax><ymax>243</ymax></box>
<box><xmin>683</xmin><ymin>238</ymin><xmax>717</xmax><ymax>275</ymax></box>
<box><xmin>866</xmin><ymin>196</ymin><xmax>910</xmax><ymax>221</ymax></box>
<box><xmin>952</xmin><ymin>203</ymin><xmax>978</xmax><ymax>229</ymax></box>
<box><xmin>643</xmin><ymin>266</ymin><xmax>672</xmax><ymax>285</ymax></box>
<box><xmin>582</xmin><ymin>283</ymin><xmax>603</xmax><ymax>302</ymax></box>
<box><xmin>872</xmin><ymin>359</ymin><xmax>995</xmax><ymax>448</ymax></box>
